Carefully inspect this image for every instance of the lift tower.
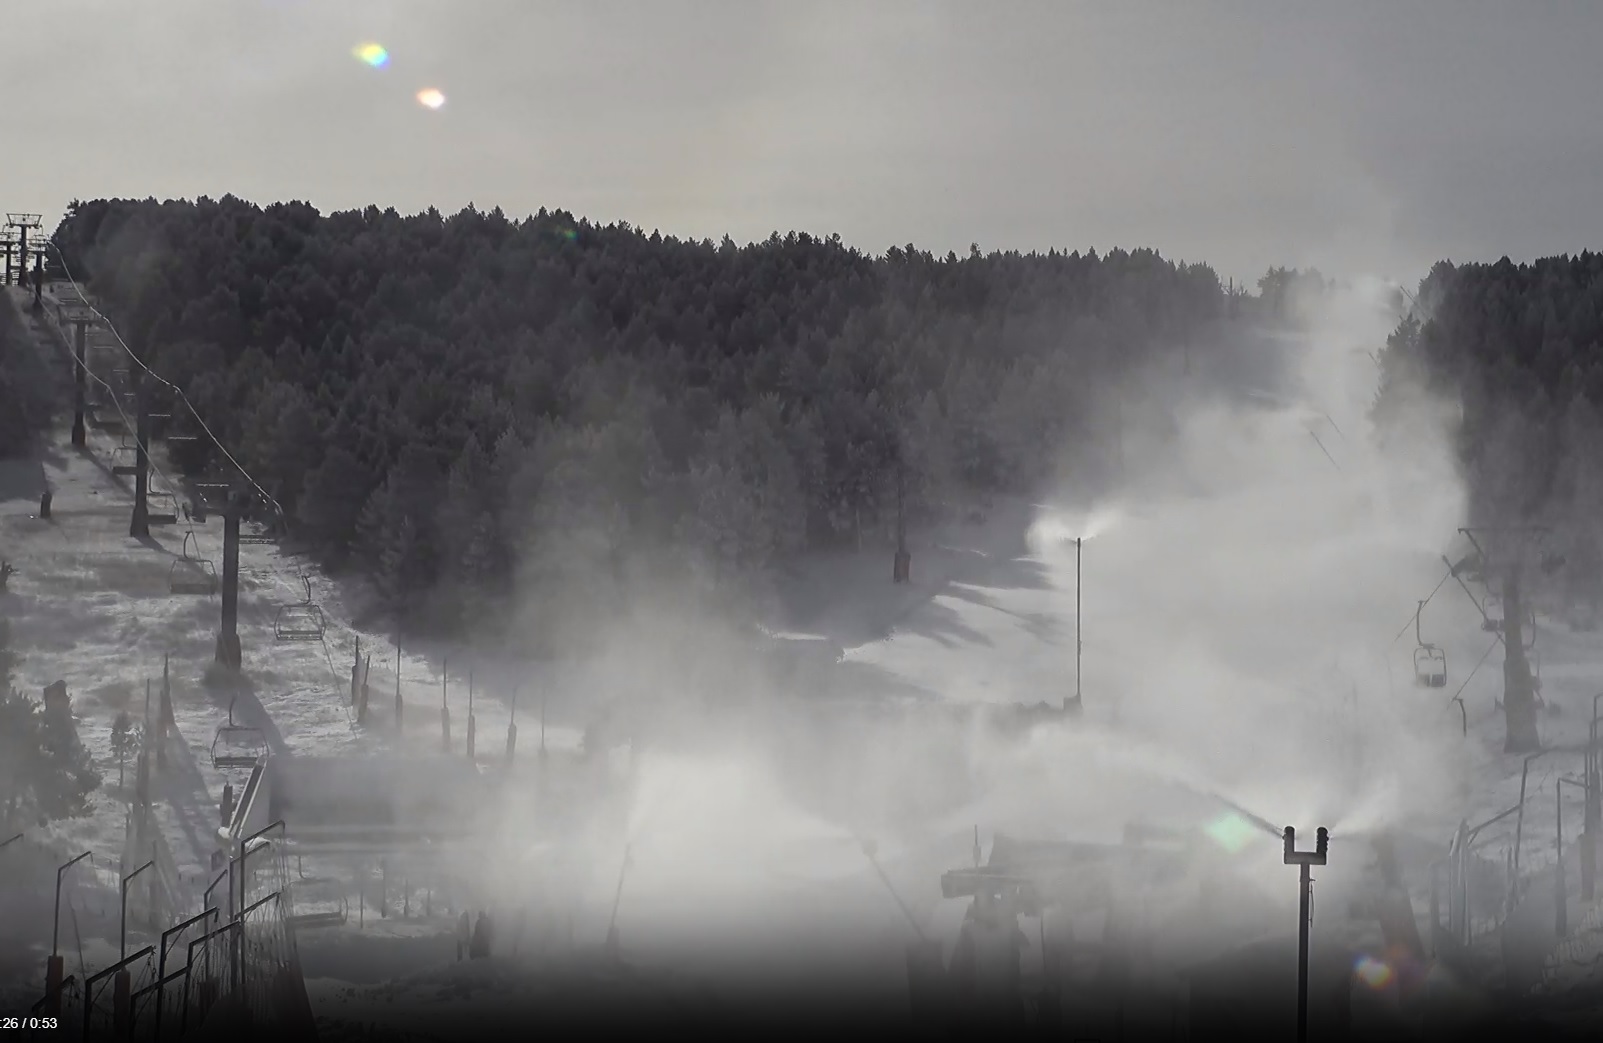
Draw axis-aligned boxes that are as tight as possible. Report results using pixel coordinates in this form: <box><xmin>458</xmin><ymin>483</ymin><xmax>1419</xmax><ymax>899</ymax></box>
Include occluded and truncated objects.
<box><xmin>129</xmin><ymin>374</ymin><xmax>151</xmax><ymax>539</ymax></box>
<box><xmin>210</xmin><ymin>488</ymin><xmax>248</xmax><ymax>672</ymax></box>
<box><xmin>1456</xmin><ymin>525</ymin><xmax>1563</xmax><ymax>753</ymax></box>
<box><xmin>3</xmin><ymin>213</ymin><xmax>42</xmax><ymax>287</ymax></box>
<box><xmin>61</xmin><ymin>304</ymin><xmax>96</xmax><ymax>448</ymax></box>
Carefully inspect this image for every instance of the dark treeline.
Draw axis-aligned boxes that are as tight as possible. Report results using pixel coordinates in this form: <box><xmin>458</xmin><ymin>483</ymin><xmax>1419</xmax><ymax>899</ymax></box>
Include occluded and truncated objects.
<box><xmin>0</xmin><ymin>292</ymin><xmax>54</xmax><ymax>455</ymax></box>
<box><xmin>53</xmin><ymin>196</ymin><xmax>1284</xmax><ymax>645</ymax></box>
<box><xmin>1375</xmin><ymin>255</ymin><xmax>1603</xmax><ymax>602</ymax></box>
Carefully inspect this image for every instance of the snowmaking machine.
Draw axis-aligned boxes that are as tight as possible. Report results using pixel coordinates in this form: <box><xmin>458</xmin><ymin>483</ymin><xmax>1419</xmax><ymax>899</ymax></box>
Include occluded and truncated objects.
<box><xmin>893</xmin><ymin>822</ymin><xmax>1372</xmax><ymax>1041</ymax></box>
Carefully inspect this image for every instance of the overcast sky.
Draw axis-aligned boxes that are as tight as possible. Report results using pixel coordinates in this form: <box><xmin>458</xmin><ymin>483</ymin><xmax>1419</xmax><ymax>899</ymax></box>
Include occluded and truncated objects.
<box><xmin>6</xmin><ymin>1</ymin><xmax>1602</xmax><ymax>287</ymax></box>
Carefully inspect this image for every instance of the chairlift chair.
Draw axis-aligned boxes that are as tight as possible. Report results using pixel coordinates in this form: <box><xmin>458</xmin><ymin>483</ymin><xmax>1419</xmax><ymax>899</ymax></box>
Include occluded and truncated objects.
<box><xmin>238</xmin><ymin>523</ymin><xmax>277</xmax><ymax>546</ymax></box>
<box><xmin>285</xmin><ymin>877</ymin><xmax>349</xmax><ymax>930</ymax></box>
<box><xmin>1413</xmin><ymin>644</ymin><xmax>1448</xmax><ymax>689</ymax></box>
<box><xmin>1481</xmin><ymin>593</ymin><xmax>1504</xmax><ymax>634</ymax></box>
<box><xmin>238</xmin><ymin>498</ymin><xmax>280</xmax><ymax>546</ymax></box>
<box><xmin>274</xmin><ymin>577</ymin><xmax>327</xmax><ymax>642</ymax></box>
<box><xmin>110</xmin><ymin>444</ymin><xmax>140</xmax><ymax>477</ymax></box>
<box><xmin>210</xmin><ymin>701</ymin><xmax>268</xmax><ymax>771</ymax></box>
<box><xmin>168</xmin><ymin>532</ymin><xmax>218</xmax><ymax>596</ymax></box>
<box><xmin>147</xmin><ymin>491</ymin><xmax>179</xmax><ymax>526</ymax></box>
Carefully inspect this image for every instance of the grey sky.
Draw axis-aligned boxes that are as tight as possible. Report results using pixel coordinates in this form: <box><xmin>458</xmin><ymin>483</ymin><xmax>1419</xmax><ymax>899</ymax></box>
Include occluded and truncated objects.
<box><xmin>6</xmin><ymin>1</ymin><xmax>1602</xmax><ymax>286</ymax></box>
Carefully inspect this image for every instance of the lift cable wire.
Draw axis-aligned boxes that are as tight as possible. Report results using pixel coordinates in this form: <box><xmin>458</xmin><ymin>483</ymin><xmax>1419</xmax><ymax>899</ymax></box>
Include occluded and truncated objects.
<box><xmin>42</xmin><ymin>247</ymin><xmax>370</xmax><ymax>697</ymax></box>
<box><xmin>46</xmin><ymin>243</ymin><xmax>406</xmax><ymax>656</ymax></box>
<box><xmin>45</xmin><ymin>244</ymin><xmax>497</xmax><ymax>722</ymax></box>
<box><xmin>1446</xmin><ymin>638</ymin><xmax>1501</xmax><ymax>713</ymax></box>
<box><xmin>1390</xmin><ymin>566</ymin><xmax>1454</xmax><ymax>647</ymax></box>
<box><xmin>34</xmin><ymin>298</ymin><xmax>216</xmax><ymax>567</ymax></box>
<box><xmin>45</xmin><ymin>241</ymin><xmax>287</xmax><ymax>527</ymax></box>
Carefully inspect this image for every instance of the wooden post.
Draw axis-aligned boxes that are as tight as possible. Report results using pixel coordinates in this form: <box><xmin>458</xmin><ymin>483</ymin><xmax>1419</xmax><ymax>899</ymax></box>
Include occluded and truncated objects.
<box><xmin>112</xmin><ymin>969</ymin><xmax>132</xmax><ymax>1035</ymax></box>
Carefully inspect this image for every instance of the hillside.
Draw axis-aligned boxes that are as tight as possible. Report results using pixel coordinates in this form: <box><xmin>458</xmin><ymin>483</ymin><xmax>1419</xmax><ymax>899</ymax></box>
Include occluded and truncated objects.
<box><xmin>50</xmin><ymin>197</ymin><xmax>1286</xmax><ymax>645</ymax></box>
<box><xmin>1375</xmin><ymin>254</ymin><xmax>1603</xmax><ymax>606</ymax></box>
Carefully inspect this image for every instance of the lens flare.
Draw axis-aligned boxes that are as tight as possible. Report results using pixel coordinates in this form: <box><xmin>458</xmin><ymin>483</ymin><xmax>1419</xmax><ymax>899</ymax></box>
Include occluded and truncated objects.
<box><xmin>416</xmin><ymin>88</ymin><xmax>446</xmax><ymax>110</ymax></box>
<box><xmin>1202</xmin><ymin>812</ymin><xmax>1259</xmax><ymax>853</ymax></box>
<box><xmin>1354</xmin><ymin>955</ymin><xmax>1395</xmax><ymax>990</ymax></box>
<box><xmin>352</xmin><ymin>42</ymin><xmax>389</xmax><ymax>68</ymax></box>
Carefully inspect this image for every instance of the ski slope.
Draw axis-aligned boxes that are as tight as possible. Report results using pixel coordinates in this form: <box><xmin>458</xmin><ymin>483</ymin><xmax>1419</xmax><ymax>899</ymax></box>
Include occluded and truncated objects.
<box><xmin>7</xmin><ymin>277</ymin><xmax>1603</xmax><ymax>1029</ymax></box>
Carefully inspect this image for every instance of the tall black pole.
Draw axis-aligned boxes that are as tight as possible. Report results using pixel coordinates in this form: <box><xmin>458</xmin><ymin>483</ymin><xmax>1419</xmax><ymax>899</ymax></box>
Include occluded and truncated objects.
<box><xmin>120</xmin><ymin>860</ymin><xmax>154</xmax><ymax>960</ymax></box>
<box><xmin>53</xmin><ymin>851</ymin><xmax>92</xmax><ymax>956</ymax></box>
<box><xmin>130</xmin><ymin>375</ymin><xmax>150</xmax><ymax>538</ymax></box>
<box><xmin>215</xmin><ymin>493</ymin><xmax>242</xmax><ymax>670</ymax></box>
<box><xmin>1074</xmin><ymin>537</ymin><xmax>1083</xmax><ymax>712</ymax></box>
<box><xmin>70</xmin><ymin>320</ymin><xmax>87</xmax><ymax>448</ymax></box>
<box><xmin>1298</xmin><ymin>861</ymin><xmax>1312</xmax><ymax>1039</ymax></box>
<box><xmin>1283</xmin><ymin>826</ymin><xmax>1329</xmax><ymax>1043</ymax></box>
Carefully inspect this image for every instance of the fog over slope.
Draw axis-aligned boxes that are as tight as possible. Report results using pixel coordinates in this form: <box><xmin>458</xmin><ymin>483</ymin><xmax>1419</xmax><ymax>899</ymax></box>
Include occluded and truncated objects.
<box><xmin>423</xmin><ymin>277</ymin><xmax>1478</xmax><ymax>1014</ymax></box>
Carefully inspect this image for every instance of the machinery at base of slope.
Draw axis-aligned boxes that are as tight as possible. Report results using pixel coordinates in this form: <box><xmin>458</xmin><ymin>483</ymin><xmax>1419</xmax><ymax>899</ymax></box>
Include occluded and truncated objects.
<box><xmin>883</xmin><ymin>823</ymin><xmax>1429</xmax><ymax>1039</ymax></box>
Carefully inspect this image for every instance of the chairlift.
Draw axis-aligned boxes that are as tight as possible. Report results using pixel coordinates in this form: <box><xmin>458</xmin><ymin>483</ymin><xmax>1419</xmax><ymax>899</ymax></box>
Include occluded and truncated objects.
<box><xmin>110</xmin><ymin>446</ymin><xmax>140</xmax><ymax>477</ymax></box>
<box><xmin>89</xmin><ymin>408</ymin><xmax>125</xmax><ymax>434</ymax></box>
<box><xmin>1413</xmin><ymin>645</ymin><xmax>1448</xmax><ymax>689</ymax></box>
<box><xmin>274</xmin><ymin>576</ymin><xmax>327</xmax><ymax>643</ymax></box>
<box><xmin>237</xmin><ymin>522</ymin><xmax>277</xmax><ymax>546</ymax></box>
<box><xmin>285</xmin><ymin>877</ymin><xmax>349</xmax><ymax>930</ymax></box>
<box><xmin>147</xmin><ymin>491</ymin><xmax>179</xmax><ymax>526</ymax></box>
<box><xmin>238</xmin><ymin>498</ymin><xmax>280</xmax><ymax>546</ymax></box>
<box><xmin>210</xmin><ymin>700</ymin><xmax>268</xmax><ymax>771</ymax></box>
<box><xmin>168</xmin><ymin>532</ymin><xmax>218</xmax><ymax>596</ymax></box>
<box><xmin>1412</xmin><ymin>601</ymin><xmax>1447</xmax><ymax>688</ymax></box>
<box><xmin>1481</xmin><ymin>592</ymin><xmax>1504</xmax><ymax>634</ymax></box>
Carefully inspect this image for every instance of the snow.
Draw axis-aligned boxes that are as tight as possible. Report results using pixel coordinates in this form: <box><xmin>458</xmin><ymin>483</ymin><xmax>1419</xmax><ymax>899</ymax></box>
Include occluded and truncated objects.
<box><xmin>7</xmin><ymin>279</ymin><xmax>1603</xmax><ymax>1029</ymax></box>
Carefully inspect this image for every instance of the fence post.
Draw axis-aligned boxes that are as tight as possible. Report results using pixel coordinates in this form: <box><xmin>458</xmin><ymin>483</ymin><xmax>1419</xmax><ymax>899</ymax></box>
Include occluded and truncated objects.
<box><xmin>113</xmin><ymin>969</ymin><xmax>132</xmax><ymax>1035</ymax></box>
<box><xmin>43</xmin><ymin>955</ymin><xmax>62</xmax><ymax>1016</ymax></box>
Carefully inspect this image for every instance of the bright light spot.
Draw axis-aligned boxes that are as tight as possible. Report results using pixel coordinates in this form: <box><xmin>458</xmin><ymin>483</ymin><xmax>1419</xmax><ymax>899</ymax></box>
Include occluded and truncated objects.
<box><xmin>1354</xmin><ymin>956</ymin><xmax>1394</xmax><ymax>990</ymax></box>
<box><xmin>1202</xmin><ymin>812</ymin><xmax>1259</xmax><ymax>854</ymax></box>
<box><xmin>352</xmin><ymin>42</ymin><xmax>390</xmax><ymax>68</ymax></box>
<box><xmin>416</xmin><ymin>88</ymin><xmax>446</xmax><ymax>110</ymax></box>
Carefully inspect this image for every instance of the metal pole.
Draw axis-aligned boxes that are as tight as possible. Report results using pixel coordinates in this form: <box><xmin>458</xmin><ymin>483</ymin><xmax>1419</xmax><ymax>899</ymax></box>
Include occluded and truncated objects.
<box><xmin>120</xmin><ymin>860</ymin><xmax>154</xmax><ymax>960</ymax></box>
<box><xmin>53</xmin><ymin>851</ymin><xmax>92</xmax><ymax>957</ymax></box>
<box><xmin>1075</xmin><ymin>537</ymin><xmax>1082</xmax><ymax>706</ymax></box>
<box><xmin>1558</xmin><ymin>776</ymin><xmax>1590</xmax><ymax>925</ymax></box>
<box><xmin>1558</xmin><ymin>784</ymin><xmax>1567</xmax><ymax>938</ymax></box>
<box><xmin>1283</xmin><ymin>826</ymin><xmax>1329</xmax><ymax>1043</ymax></box>
<box><xmin>1298</xmin><ymin>861</ymin><xmax>1312</xmax><ymax>1043</ymax></box>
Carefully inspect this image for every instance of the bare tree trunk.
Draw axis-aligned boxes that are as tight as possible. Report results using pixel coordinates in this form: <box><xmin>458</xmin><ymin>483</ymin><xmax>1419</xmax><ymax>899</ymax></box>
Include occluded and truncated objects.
<box><xmin>1502</xmin><ymin>568</ymin><xmax>1541</xmax><ymax>753</ymax></box>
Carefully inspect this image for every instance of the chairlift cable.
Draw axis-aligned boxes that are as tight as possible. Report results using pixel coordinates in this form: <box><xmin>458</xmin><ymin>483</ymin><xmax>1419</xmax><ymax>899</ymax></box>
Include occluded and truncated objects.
<box><xmin>1446</xmin><ymin>638</ymin><xmax>1500</xmax><ymax>709</ymax></box>
<box><xmin>1390</xmin><ymin>567</ymin><xmax>1454</xmax><ymax>647</ymax></box>
<box><xmin>47</xmin><ymin>242</ymin><xmax>288</xmax><ymax>530</ymax></box>
<box><xmin>32</xmin><ymin>289</ymin><xmax>214</xmax><ymax>567</ymax></box>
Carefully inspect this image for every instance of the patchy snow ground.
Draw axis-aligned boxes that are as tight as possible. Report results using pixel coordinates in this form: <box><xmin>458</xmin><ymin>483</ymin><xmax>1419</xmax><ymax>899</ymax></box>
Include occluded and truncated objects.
<box><xmin>6</xmin><ymin>281</ymin><xmax>1603</xmax><ymax>1032</ymax></box>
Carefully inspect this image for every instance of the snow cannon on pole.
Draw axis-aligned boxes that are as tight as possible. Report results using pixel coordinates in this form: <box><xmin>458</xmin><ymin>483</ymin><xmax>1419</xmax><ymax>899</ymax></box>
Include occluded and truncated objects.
<box><xmin>1282</xmin><ymin>825</ymin><xmax>1330</xmax><ymax>1043</ymax></box>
